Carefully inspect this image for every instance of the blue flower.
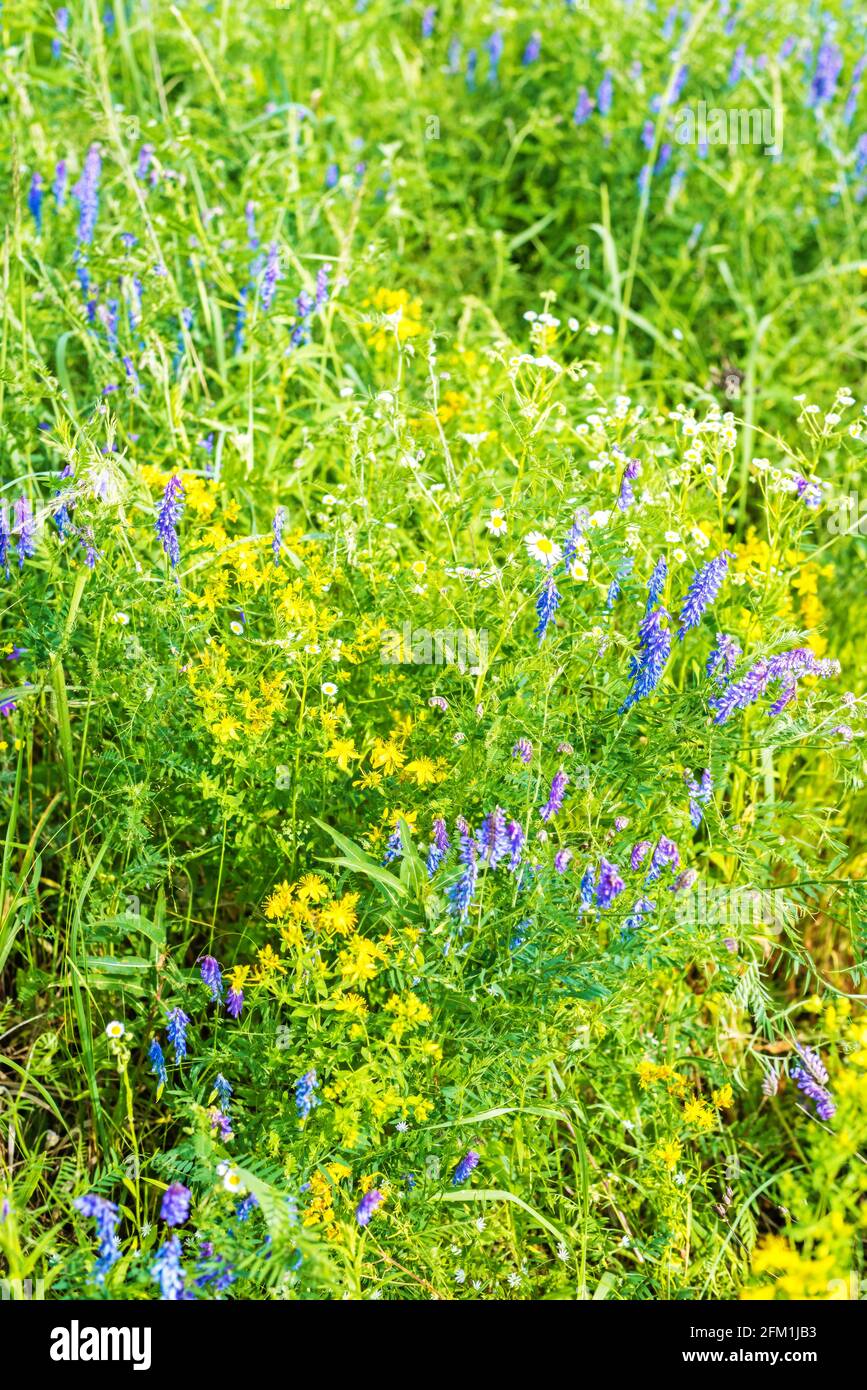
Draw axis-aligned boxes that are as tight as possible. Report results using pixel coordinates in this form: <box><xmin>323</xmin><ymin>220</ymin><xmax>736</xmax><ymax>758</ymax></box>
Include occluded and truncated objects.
<box><xmin>74</xmin><ymin>1193</ymin><xmax>121</xmax><ymax>1282</ymax></box>
<box><xmin>166</xmin><ymin>1007</ymin><xmax>190</xmax><ymax>1064</ymax></box>
<box><xmin>148</xmin><ymin>1038</ymin><xmax>167</xmax><ymax>1088</ymax></box>
<box><xmin>155</xmin><ymin>475</ymin><xmax>185</xmax><ymax>568</ymax></box>
<box><xmin>452</xmin><ymin>1150</ymin><xmax>480</xmax><ymax>1185</ymax></box>
<box><xmin>620</xmin><ymin>607</ymin><xmax>672</xmax><ymax>711</ymax></box>
<box><xmin>160</xmin><ymin>1182</ymin><xmax>191</xmax><ymax>1227</ymax></box>
<box><xmin>151</xmin><ymin>1233</ymin><xmax>187</xmax><ymax>1300</ymax></box>
<box><xmin>677</xmin><ymin>551</ymin><xmax>732</xmax><ymax>639</ymax></box>
<box><xmin>295</xmin><ymin>1069</ymin><xmax>318</xmax><ymax>1119</ymax></box>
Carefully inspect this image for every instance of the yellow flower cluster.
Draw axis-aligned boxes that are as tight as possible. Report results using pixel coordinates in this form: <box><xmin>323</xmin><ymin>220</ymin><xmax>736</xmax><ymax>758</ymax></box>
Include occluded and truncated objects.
<box><xmin>302</xmin><ymin>1161</ymin><xmax>352</xmax><ymax>1240</ymax></box>
<box><xmin>363</xmin><ymin>287</ymin><xmax>424</xmax><ymax>352</ymax></box>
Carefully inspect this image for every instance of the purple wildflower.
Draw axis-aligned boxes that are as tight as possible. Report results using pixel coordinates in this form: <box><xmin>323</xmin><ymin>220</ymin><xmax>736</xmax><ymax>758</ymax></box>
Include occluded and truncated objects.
<box><xmin>677</xmin><ymin>552</ymin><xmax>732</xmax><ymax>639</ymax></box>
<box><xmin>706</xmin><ymin>632</ymin><xmax>741</xmax><ymax>684</ymax></box>
<box><xmin>214</xmin><ymin>1073</ymin><xmax>232</xmax><ymax>1111</ymax></box>
<box><xmin>478</xmin><ymin>807</ymin><xmax>510</xmax><ymax>866</ymax></box>
<box><xmin>574</xmin><ymin>87</ymin><xmax>594</xmax><ymax>124</ymax></box>
<box><xmin>596</xmin><ymin>857</ymin><xmax>625</xmax><ymax>908</ymax></box>
<box><xmin>535</xmin><ymin>575</ymin><xmax>561</xmax><ymax>641</ymax></box>
<box><xmin>422</xmin><ymin>6</ymin><xmax>436</xmax><ymax>39</ymax></box>
<box><xmin>151</xmin><ymin>1234</ymin><xmax>186</xmax><ymax>1300</ymax></box>
<box><xmin>646</xmin><ymin>556</ymin><xmax>667</xmax><ymax>610</ymax></box>
<box><xmin>14</xmin><ymin>498</ymin><xmax>36</xmax><ymax>570</ymax></box>
<box><xmin>136</xmin><ymin>144</ymin><xmax>154</xmax><ymax>181</ymax></box>
<box><xmin>160</xmin><ymin>1183</ymin><xmax>191</xmax><ymax>1227</ymax></box>
<box><xmin>54</xmin><ymin>160</ymin><xmax>67</xmax><ymax>208</ymax></box>
<box><xmin>166</xmin><ymin>1007</ymin><xmax>190</xmax><ymax>1064</ymax></box>
<box><xmin>554</xmin><ymin>847</ymin><xmax>573</xmax><ymax>873</ymax></box>
<box><xmin>791</xmin><ymin>1045</ymin><xmax>835</xmax><ymax>1120</ymax></box>
<box><xmin>356</xmin><ymin>1189</ymin><xmax>384</xmax><ymax>1226</ymax></box>
<box><xmin>522</xmin><ymin>32</ymin><xmax>541</xmax><ymax>65</ymax></box>
<box><xmin>506</xmin><ymin>819</ymin><xmax>525</xmax><ymax>871</ymax></box>
<box><xmin>452</xmin><ymin>1150</ymin><xmax>480</xmax><ymax>1185</ymax></box>
<box><xmin>647</xmin><ymin>837</ymin><xmax>680</xmax><ymax>881</ymax></box>
<box><xmin>315</xmin><ymin>263</ymin><xmax>331</xmax><ymax>311</ymax></box>
<box><xmin>28</xmin><ymin>174</ymin><xmax>43</xmax><ymax>234</ymax></box>
<box><xmin>597</xmin><ymin>70</ymin><xmax>614</xmax><ymax>115</ymax></box>
<box><xmin>261</xmin><ymin>241</ymin><xmax>281</xmax><ymax>312</ymax></box>
<box><xmin>512</xmin><ymin>738</ymin><xmax>532</xmax><ymax>763</ymax></box>
<box><xmin>620</xmin><ymin>607</ymin><xmax>672</xmax><ymax>711</ymax></box>
<box><xmin>73</xmin><ymin>143</ymin><xmax>101</xmax><ymax>245</ymax></box>
<box><xmin>148</xmin><ymin>1038</ymin><xmax>167</xmax><ymax>1088</ymax></box>
<box><xmin>272</xmin><ymin>505</ymin><xmax>285</xmax><ymax>564</ymax></box>
<box><xmin>447</xmin><ymin>831</ymin><xmax>479</xmax><ymax>921</ymax></box>
<box><xmin>155</xmin><ymin>475</ymin><xmax>184</xmax><ymax>567</ymax></box>
<box><xmin>809</xmin><ymin>39</ymin><xmax>842</xmax><ymax>108</ymax></box>
<box><xmin>486</xmin><ymin>30</ymin><xmax>503</xmax><ymax>84</ymax></box>
<box><xmin>226</xmin><ymin>984</ymin><xmax>244</xmax><ymax>1019</ymax></box>
<box><xmin>199</xmin><ymin>955</ymin><xmax>223</xmax><ymax>1002</ymax></box>
<box><xmin>74</xmin><ymin>1193</ymin><xmax>121</xmax><ymax>1282</ymax></box>
<box><xmin>426</xmin><ymin>817</ymin><xmax>450</xmax><ymax>877</ymax></box>
<box><xmin>579</xmin><ymin>863</ymin><xmax>596</xmax><ymax>910</ymax></box>
<box><xmin>295</xmin><ymin>1069</ymin><xmax>318</xmax><ymax>1119</ymax></box>
<box><xmin>709</xmin><ymin>647</ymin><xmax>840</xmax><ymax>724</ymax></box>
<box><xmin>686</xmin><ymin>768</ymin><xmax>714</xmax><ymax>827</ymax></box>
<box><xmin>539</xmin><ymin>769</ymin><xmax>569</xmax><ymax>823</ymax></box>
<box><xmin>53</xmin><ymin>7</ymin><xmax>69</xmax><ymax>58</ymax></box>
<box><xmin>617</xmin><ymin>457</ymin><xmax>640</xmax><ymax>511</ymax></box>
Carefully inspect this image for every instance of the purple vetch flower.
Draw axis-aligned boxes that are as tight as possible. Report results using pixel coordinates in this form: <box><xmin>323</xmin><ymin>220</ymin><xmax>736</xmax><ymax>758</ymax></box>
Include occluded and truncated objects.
<box><xmin>646</xmin><ymin>556</ymin><xmax>667</xmax><ymax>610</ymax></box>
<box><xmin>728</xmin><ymin>43</ymin><xmax>746</xmax><ymax>86</ymax></box>
<box><xmin>214</xmin><ymin>1073</ymin><xmax>232</xmax><ymax>1111</ymax></box>
<box><xmin>522</xmin><ymin>32</ymin><xmax>541</xmax><ymax>65</ymax></box>
<box><xmin>151</xmin><ymin>1234</ymin><xmax>186</xmax><ymax>1300</ymax></box>
<box><xmin>53</xmin><ymin>7</ymin><xmax>69</xmax><ymax>58</ymax></box>
<box><xmin>155</xmin><ymin>474</ymin><xmax>185</xmax><ymax>567</ymax></box>
<box><xmin>382</xmin><ymin>824</ymin><xmax>402</xmax><ymax>865</ymax></box>
<box><xmin>579</xmin><ymin>863</ymin><xmax>595</xmax><ymax>910</ymax></box>
<box><xmin>574</xmin><ymin>86</ymin><xmax>595</xmax><ymax>124</ymax></box>
<box><xmin>209</xmin><ymin>1109</ymin><xmax>233</xmax><ymax>1141</ymax></box>
<box><xmin>447</xmin><ymin>37</ymin><xmax>461</xmax><ymax>74</ymax></box>
<box><xmin>2</xmin><ymin>503</ymin><xmax>16</xmax><ymax>573</ymax></box>
<box><xmin>148</xmin><ymin>1037</ymin><xmax>167</xmax><ymax>1087</ymax></box>
<box><xmin>289</xmin><ymin>289</ymin><xmax>314</xmax><ymax>349</ymax></box>
<box><xmin>562</xmin><ymin>508</ymin><xmax>588</xmax><ymax>566</ymax></box>
<box><xmin>426</xmin><ymin>817</ymin><xmax>450</xmax><ymax>877</ymax></box>
<box><xmin>617</xmin><ymin>457</ymin><xmax>640</xmax><ymax>510</ymax></box>
<box><xmin>234</xmin><ymin>285</ymin><xmax>248</xmax><ymax>356</ymax></box>
<box><xmin>272</xmin><ymin>505</ymin><xmax>285</xmax><ymax>564</ymax></box>
<box><xmin>597</xmin><ymin>69</ymin><xmax>614</xmax><ymax>115</ymax></box>
<box><xmin>73</xmin><ymin>143</ymin><xmax>101</xmax><ymax>246</ymax></box>
<box><xmin>671</xmin><ymin>867</ymin><xmax>698</xmax><ymax>893</ymax></box>
<box><xmin>607</xmin><ymin>556</ymin><xmax>634</xmax><ymax>609</ymax></box>
<box><xmin>315</xmin><ymin>262</ymin><xmax>331</xmax><ymax>311</ymax></box>
<box><xmin>646</xmin><ymin>836</ymin><xmax>680</xmax><ymax>882</ymax></box>
<box><xmin>685</xmin><ymin>768</ymin><xmax>714</xmax><ymax>827</ymax></box>
<box><xmin>465</xmin><ymin>48</ymin><xmax>477</xmax><ymax>90</ymax></box>
<box><xmin>706</xmin><ymin>631</ymin><xmax>741</xmax><ymax>684</ymax></box>
<box><xmin>452</xmin><ymin>1150</ymin><xmax>480</xmax><ymax>1185</ymax></box>
<box><xmin>295</xmin><ymin>1069</ymin><xmax>318</xmax><ymax>1119</ymax></box>
<box><xmin>654</xmin><ymin>142</ymin><xmax>673</xmax><ymax>175</ymax></box>
<box><xmin>596</xmin><ymin>857</ymin><xmax>625</xmax><ymax>908</ymax></box>
<box><xmin>794</xmin><ymin>474</ymin><xmax>823</xmax><ymax>510</ymax></box>
<box><xmin>512</xmin><ymin>738</ymin><xmax>532</xmax><ymax>763</ymax></box>
<box><xmin>261</xmin><ymin>241</ymin><xmax>281</xmax><ymax>312</ymax></box>
<box><xmin>226</xmin><ymin>985</ymin><xmax>244</xmax><ymax>1019</ymax></box>
<box><xmin>539</xmin><ymin>769</ymin><xmax>569</xmax><ymax>823</ymax></box>
<box><xmin>486</xmin><ymin>30</ymin><xmax>503</xmax><ymax>84</ymax></box>
<box><xmin>74</xmin><ymin>1193</ymin><xmax>121</xmax><ymax>1282</ymax></box>
<box><xmin>677</xmin><ymin>551</ymin><xmax>732</xmax><ymax>639</ymax></box>
<box><xmin>809</xmin><ymin>38</ymin><xmax>842</xmax><ymax>108</ymax></box>
<box><xmin>52</xmin><ymin>466</ymin><xmax>75</xmax><ymax>535</ymax></box>
<box><xmin>198</xmin><ymin>955</ymin><xmax>223</xmax><ymax>1002</ymax></box>
<box><xmin>622</xmin><ymin>895</ymin><xmax>655</xmax><ymax>933</ymax></box>
<box><xmin>13</xmin><ymin>498</ymin><xmax>37</xmax><ymax>570</ymax></box>
<box><xmin>54</xmin><ymin>160</ymin><xmax>67</xmax><ymax>208</ymax></box>
<box><xmin>160</xmin><ymin>1182</ymin><xmax>191</xmax><ymax>1227</ymax></box>
<box><xmin>554</xmin><ymin>847</ymin><xmax>573</xmax><ymax>873</ymax></box>
<box><xmin>620</xmin><ymin>607</ymin><xmax>672</xmax><ymax>711</ymax></box>
<box><xmin>709</xmin><ymin>647</ymin><xmax>840</xmax><ymax>725</ymax></box>
<box><xmin>422</xmin><ymin>6</ymin><xmax>436</xmax><ymax>39</ymax></box>
<box><xmin>505</xmin><ymin>819</ymin><xmax>525</xmax><ymax>872</ymax></box>
<box><xmin>641</xmin><ymin>119</ymin><xmax>655</xmax><ymax>150</ymax></box>
<box><xmin>355</xmin><ymin>1189</ymin><xmax>384</xmax><ymax>1226</ymax></box>
<box><xmin>166</xmin><ymin>1007</ymin><xmax>190</xmax><ymax>1064</ymax></box>
<box><xmin>136</xmin><ymin>144</ymin><xmax>154</xmax><ymax>181</ymax></box>
<box><xmin>324</xmin><ymin>162</ymin><xmax>339</xmax><ymax>188</ymax></box>
<box><xmin>477</xmin><ymin>807</ymin><xmax>509</xmax><ymax>866</ymax></box>
<box><xmin>447</xmin><ymin>831</ymin><xmax>479</xmax><ymax>921</ymax></box>
<box><xmin>28</xmin><ymin>174</ymin><xmax>43</xmax><ymax>234</ymax></box>
<box><xmin>791</xmin><ymin>1044</ymin><xmax>835</xmax><ymax>1120</ymax></box>
<box><xmin>535</xmin><ymin>574</ymin><xmax>561</xmax><ymax>641</ymax></box>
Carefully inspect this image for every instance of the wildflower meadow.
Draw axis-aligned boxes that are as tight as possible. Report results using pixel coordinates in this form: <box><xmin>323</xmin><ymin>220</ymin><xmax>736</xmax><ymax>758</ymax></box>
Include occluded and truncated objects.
<box><xmin>1</xmin><ymin>0</ymin><xmax>867</xmax><ymax>1326</ymax></box>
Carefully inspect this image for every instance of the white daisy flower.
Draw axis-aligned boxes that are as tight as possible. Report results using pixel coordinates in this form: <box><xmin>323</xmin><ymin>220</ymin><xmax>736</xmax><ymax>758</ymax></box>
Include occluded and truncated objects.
<box><xmin>524</xmin><ymin>532</ymin><xmax>562</xmax><ymax>568</ymax></box>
